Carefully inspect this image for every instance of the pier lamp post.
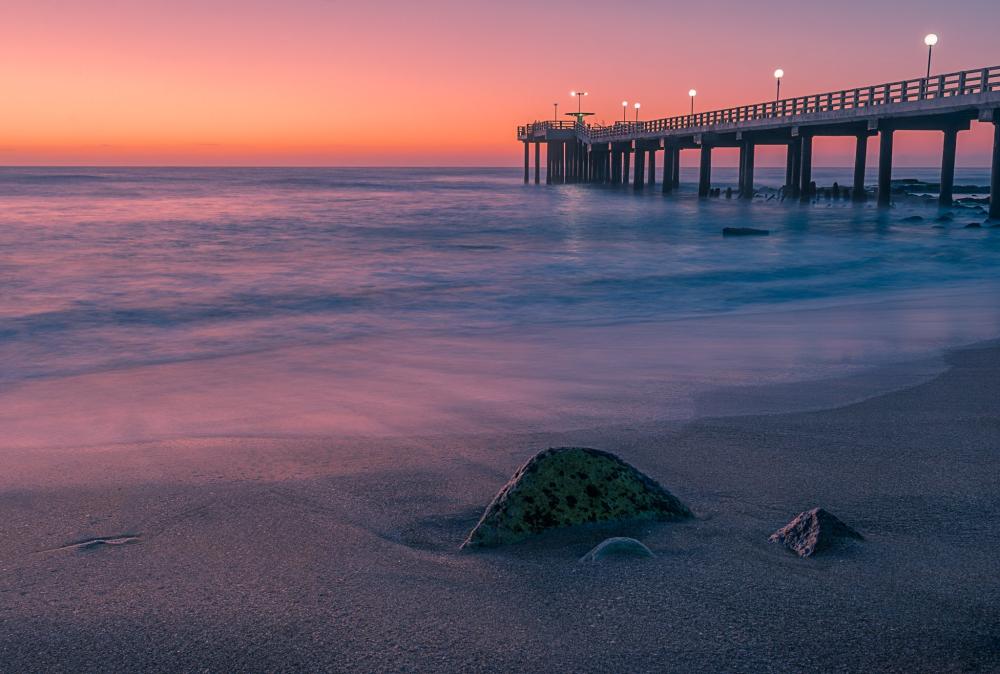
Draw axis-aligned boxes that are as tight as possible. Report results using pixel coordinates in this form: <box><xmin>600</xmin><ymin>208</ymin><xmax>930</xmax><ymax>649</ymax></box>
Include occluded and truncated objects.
<box><xmin>688</xmin><ymin>89</ymin><xmax>697</xmax><ymax>115</ymax></box>
<box><xmin>553</xmin><ymin>102</ymin><xmax>558</xmax><ymax>122</ymax></box>
<box><xmin>622</xmin><ymin>100</ymin><xmax>628</xmax><ymax>123</ymax></box>
<box><xmin>924</xmin><ymin>34</ymin><xmax>938</xmax><ymax>79</ymax></box>
<box><xmin>570</xmin><ymin>91</ymin><xmax>588</xmax><ymax>114</ymax></box>
<box><xmin>634</xmin><ymin>102</ymin><xmax>641</xmax><ymax>123</ymax></box>
<box><xmin>774</xmin><ymin>69</ymin><xmax>784</xmax><ymax>101</ymax></box>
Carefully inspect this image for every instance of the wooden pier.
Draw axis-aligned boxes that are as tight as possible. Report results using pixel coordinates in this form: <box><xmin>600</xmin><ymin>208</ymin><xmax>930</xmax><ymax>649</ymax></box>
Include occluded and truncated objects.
<box><xmin>518</xmin><ymin>65</ymin><xmax>1000</xmax><ymax>218</ymax></box>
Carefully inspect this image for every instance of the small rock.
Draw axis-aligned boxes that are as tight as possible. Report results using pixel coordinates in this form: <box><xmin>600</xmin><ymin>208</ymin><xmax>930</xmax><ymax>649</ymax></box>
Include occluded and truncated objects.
<box><xmin>900</xmin><ymin>215</ymin><xmax>924</xmax><ymax>223</ymax></box>
<box><xmin>769</xmin><ymin>507</ymin><xmax>862</xmax><ymax>558</ymax></box>
<box><xmin>935</xmin><ymin>213</ymin><xmax>954</xmax><ymax>222</ymax></box>
<box><xmin>462</xmin><ymin>447</ymin><xmax>691</xmax><ymax>549</ymax></box>
<box><xmin>723</xmin><ymin>227</ymin><xmax>769</xmax><ymax>237</ymax></box>
<box><xmin>965</xmin><ymin>222</ymin><xmax>982</xmax><ymax>229</ymax></box>
<box><xmin>580</xmin><ymin>537</ymin><xmax>654</xmax><ymax>562</ymax></box>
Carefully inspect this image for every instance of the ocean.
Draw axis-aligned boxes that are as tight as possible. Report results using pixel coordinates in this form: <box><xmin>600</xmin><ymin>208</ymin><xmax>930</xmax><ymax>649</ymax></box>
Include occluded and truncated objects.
<box><xmin>2</xmin><ymin>166</ymin><xmax>999</xmax><ymax>448</ymax></box>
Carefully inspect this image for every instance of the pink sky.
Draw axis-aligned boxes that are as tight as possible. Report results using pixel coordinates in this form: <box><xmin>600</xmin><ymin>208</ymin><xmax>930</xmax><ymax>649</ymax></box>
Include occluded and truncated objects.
<box><xmin>3</xmin><ymin>0</ymin><xmax>998</xmax><ymax>166</ymax></box>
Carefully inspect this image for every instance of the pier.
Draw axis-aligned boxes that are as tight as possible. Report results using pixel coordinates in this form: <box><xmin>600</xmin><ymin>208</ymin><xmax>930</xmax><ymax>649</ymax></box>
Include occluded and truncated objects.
<box><xmin>518</xmin><ymin>65</ymin><xmax>1000</xmax><ymax>218</ymax></box>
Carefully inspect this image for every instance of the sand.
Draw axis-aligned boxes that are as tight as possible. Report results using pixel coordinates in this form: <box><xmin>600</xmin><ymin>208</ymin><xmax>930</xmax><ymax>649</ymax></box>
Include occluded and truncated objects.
<box><xmin>1</xmin><ymin>342</ymin><xmax>999</xmax><ymax>672</ymax></box>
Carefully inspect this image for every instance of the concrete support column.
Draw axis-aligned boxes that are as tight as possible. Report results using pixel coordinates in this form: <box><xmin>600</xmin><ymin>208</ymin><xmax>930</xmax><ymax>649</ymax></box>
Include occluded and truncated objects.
<box><xmin>623</xmin><ymin>149</ymin><xmax>632</xmax><ymax>186</ymax></box>
<box><xmin>662</xmin><ymin>146</ymin><xmax>674</xmax><ymax>194</ymax></box>
<box><xmin>672</xmin><ymin>148</ymin><xmax>680</xmax><ymax>188</ymax></box>
<box><xmin>738</xmin><ymin>144</ymin><xmax>748</xmax><ymax>195</ymax></box>
<box><xmin>523</xmin><ymin>142</ymin><xmax>529</xmax><ymax>183</ymax></box>
<box><xmin>990</xmin><ymin>117</ymin><xmax>1000</xmax><ymax>220</ymax></box>
<box><xmin>852</xmin><ymin>135</ymin><xmax>867</xmax><ymax>201</ymax></box>
<box><xmin>561</xmin><ymin>141</ymin><xmax>568</xmax><ymax>184</ymax></box>
<box><xmin>742</xmin><ymin>142</ymin><xmax>755</xmax><ymax>199</ymax></box>
<box><xmin>634</xmin><ymin>148</ymin><xmax>646</xmax><ymax>190</ymax></box>
<box><xmin>784</xmin><ymin>142</ymin><xmax>796</xmax><ymax>190</ymax></box>
<box><xmin>799</xmin><ymin>135</ymin><xmax>813</xmax><ymax>202</ymax></box>
<box><xmin>878</xmin><ymin>129</ymin><xmax>894</xmax><ymax>207</ymax></box>
<box><xmin>605</xmin><ymin>151</ymin><xmax>612</xmax><ymax>184</ymax></box>
<box><xmin>788</xmin><ymin>139</ymin><xmax>802</xmax><ymax>197</ymax></box>
<box><xmin>647</xmin><ymin>149</ymin><xmax>656</xmax><ymax>186</ymax></box>
<box><xmin>698</xmin><ymin>145</ymin><xmax>712</xmax><ymax>197</ymax></box>
<box><xmin>939</xmin><ymin>128</ymin><xmax>958</xmax><ymax>207</ymax></box>
<box><xmin>546</xmin><ymin>142</ymin><xmax>552</xmax><ymax>185</ymax></box>
<box><xmin>534</xmin><ymin>143</ymin><xmax>540</xmax><ymax>184</ymax></box>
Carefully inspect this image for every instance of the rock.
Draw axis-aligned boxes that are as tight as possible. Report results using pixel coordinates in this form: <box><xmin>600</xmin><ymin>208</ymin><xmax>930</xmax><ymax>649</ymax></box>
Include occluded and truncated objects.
<box><xmin>723</xmin><ymin>227</ymin><xmax>769</xmax><ymax>237</ymax></box>
<box><xmin>461</xmin><ymin>447</ymin><xmax>691</xmax><ymax>549</ymax></box>
<box><xmin>580</xmin><ymin>537</ymin><xmax>654</xmax><ymax>562</ymax></box>
<box><xmin>934</xmin><ymin>213</ymin><xmax>954</xmax><ymax>222</ymax></box>
<box><xmin>769</xmin><ymin>507</ymin><xmax>862</xmax><ymax>558</ymax></box>
<box><xmin>900</xmin><ymin>215</ymin><xmax>924</xmax><ymax>223</ymax></box>
<box><xmin>965</xmin><ymin>222</ymin><xmax>982</xmax><ymax>229</ymax></box>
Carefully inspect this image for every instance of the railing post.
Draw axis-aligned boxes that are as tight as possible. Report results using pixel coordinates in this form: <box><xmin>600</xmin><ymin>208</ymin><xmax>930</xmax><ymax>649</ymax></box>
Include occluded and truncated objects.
<box><xmin>982</xmin><ymin>68</ymin><xmax>991</xmax><ymax>93</ymax></box>
<box><xmin>958</xmin><ymin>71</ymin><xmax>967</xmax><ymax>95</ymax></box>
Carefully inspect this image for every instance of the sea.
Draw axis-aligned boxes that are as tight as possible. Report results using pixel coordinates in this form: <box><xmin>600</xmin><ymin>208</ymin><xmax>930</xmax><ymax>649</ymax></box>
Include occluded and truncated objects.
<box><xmin>2</xmin><ymin>166</ymin><xmax>999</xmax><ymax>448</ymax></box>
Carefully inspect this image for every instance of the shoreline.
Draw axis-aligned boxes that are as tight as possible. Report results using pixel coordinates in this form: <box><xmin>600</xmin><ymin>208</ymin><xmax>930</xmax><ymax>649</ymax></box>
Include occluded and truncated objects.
<box><xmin>2</xmin><ymin>339</ymin><xmax>999</xmax><ymax>671</ymax></box>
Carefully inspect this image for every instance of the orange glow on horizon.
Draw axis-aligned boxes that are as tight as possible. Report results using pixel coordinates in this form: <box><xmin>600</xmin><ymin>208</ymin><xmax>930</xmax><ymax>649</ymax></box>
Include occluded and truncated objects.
<box><xmin>3</xmin><ymin>0</ymin><xmax>999</xmax><ymax>166</ymax></box>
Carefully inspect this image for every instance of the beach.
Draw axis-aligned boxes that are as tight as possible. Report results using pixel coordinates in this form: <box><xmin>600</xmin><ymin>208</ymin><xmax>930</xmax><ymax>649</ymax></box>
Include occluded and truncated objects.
<box><xmin>2</xmin><ymin>166</ymin><xmax>999</xmax><ymax>671</ymax></box>
<box><xmin>2</xmin><ymin>339</ymin><xmax>998</xmax><ymax>672</ymax></box>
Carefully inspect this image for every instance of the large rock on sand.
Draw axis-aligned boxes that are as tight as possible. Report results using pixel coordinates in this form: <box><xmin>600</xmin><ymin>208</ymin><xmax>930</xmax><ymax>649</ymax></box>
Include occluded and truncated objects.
<box><xmin>461</xmin><ymin>447</ymin><xmax>691</xmax><ymax>549</ymax></box>
<box><xmin>769</xmin><ymin>507</ymin><xmax>862</xmax><ymax>558</ymax></box>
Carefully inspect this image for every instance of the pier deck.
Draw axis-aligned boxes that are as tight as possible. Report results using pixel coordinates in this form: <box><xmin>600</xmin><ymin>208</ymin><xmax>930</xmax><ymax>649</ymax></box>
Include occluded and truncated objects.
<box><xmin>517</xmin><ymin>65</ymin><xmax>1000</xmax><ymax>217</ymax></box>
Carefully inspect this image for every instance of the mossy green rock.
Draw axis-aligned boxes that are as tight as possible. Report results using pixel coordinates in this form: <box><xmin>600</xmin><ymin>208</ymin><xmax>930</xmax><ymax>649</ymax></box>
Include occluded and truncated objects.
<box><xmin>461</xmin><ymin>447</ymin><xmax>691</xmax><ymax>549</ymax></box>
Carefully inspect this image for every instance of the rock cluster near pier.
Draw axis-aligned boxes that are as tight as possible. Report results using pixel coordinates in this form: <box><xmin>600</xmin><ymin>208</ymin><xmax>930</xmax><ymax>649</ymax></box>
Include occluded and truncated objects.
<box><xmin>461</xmin><ymin>447</ymin><xmax>691</xmax><ymax>549</ymax></box>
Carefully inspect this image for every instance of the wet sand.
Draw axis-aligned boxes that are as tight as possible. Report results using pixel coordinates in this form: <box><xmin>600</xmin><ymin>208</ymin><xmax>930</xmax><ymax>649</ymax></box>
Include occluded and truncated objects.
<box><xmin>1</xmin><ymin>342</ymin><xmax>999</xmax><ymax>672</ymax></box>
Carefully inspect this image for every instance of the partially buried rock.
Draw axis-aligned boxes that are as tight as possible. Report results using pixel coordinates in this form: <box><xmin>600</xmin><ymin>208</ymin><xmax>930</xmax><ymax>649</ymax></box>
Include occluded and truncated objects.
<box><xmin>461</xmin><ymin>447</ymin><xmax>691</xmax><ymax>549</ymax></box>
<box><xmin>580</xmin><ymin>537</ymin><xmax>654</xmax><ymax>562</ymax></box>
<box><xmin>769</xmin><ymin>507</ymin><xmax>862</xmax><ymax>558</ymax></box>
<box><xmin>965</xmin><ymin>222</ymin><xmax>982</xmax><ymax>229</ymax></box>
<box><xmin>901</xmin><ymin>215</ymin><xmax>924</xmax><ymax>223</ymax></box>
<box><xmin>723</xmin><ymin>227</ymin><xmax>769</xmax><ymax>237</ymax></box>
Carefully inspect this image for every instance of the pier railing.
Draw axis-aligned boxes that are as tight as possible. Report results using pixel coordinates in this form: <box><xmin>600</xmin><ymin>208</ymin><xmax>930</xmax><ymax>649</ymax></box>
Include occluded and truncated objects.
<box><xmin>518</xmin><ymin>65</ymin><xmax>1000</xmax><ymax>142</ymax></box>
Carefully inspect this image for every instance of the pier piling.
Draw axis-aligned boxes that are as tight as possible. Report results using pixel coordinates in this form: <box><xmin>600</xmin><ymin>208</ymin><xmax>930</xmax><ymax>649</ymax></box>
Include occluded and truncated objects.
<box><xmin>991</xmin><ymin>113</ymin><xmax>1000</xmax><ymax>220</ymax></box>
<box><xmin>878</xmin><ymin>129</ymin><xmax>894</xmax><ymax>207</ymax></box>
<box><xmin>698</xmin><ymin>145</ymin><xmax>712</xmax><ymax>197</ymax></box>
<box><xmin>939</xmin><ymin>128</ymin><xmax>958</xmax><ymax>206</ymax></box>
<box><xmin>662</xmin><ymin>145</ymin><xmax>674</xmax><ymax>194</ymax></box>
<box><xmin>853</xmin><ymin>135</ymin><xmax>867</xmax><ymax>202</ymax></box>
<box><xmin>799</xmin><ymin>134</ymin><xmax>813</xmax><ymax>202</ymax></box>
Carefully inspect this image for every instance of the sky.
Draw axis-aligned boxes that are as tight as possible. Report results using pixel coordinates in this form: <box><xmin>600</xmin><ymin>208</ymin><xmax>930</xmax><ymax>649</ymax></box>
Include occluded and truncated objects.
<box><xmin>2</xmin><ymin>0</ymin><xmax>999</xmax><ymax>166</ymax></box>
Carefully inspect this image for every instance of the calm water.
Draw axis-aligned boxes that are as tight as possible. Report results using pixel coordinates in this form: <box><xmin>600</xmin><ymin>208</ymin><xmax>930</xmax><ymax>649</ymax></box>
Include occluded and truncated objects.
<box><xmin>2</xmin><ymin>166</ymin><xmax>999</xmax><ymax>448</ymax></box>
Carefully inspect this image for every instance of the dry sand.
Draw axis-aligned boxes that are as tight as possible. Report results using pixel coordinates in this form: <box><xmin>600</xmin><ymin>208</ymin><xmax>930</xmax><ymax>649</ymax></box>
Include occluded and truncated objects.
<box><xmin>1</xmin><ymin>342</ymin><xmax>999</xmax><ymax>672</ymax></box>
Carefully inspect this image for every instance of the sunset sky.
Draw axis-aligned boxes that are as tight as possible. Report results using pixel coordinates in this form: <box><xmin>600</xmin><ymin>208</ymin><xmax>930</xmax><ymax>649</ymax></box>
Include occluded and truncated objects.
<box><xmin>4</xmin><ymin>0</ymin><xmax>999</xmax><ymax>166</ymax></box>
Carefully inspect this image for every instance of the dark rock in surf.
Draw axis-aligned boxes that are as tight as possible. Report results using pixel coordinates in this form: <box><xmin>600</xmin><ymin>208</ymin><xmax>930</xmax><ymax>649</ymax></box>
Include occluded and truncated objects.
<box><xmin>769</xmin><ymin>507</ymin><xmax>862</xmax><ymax>558</ymax></box>
<box><xmin>461</xmin><ymin>447</ymin><xmax>691</xmax><ymax>549</ymax></box>
<box><xmin>580</xmin><ymin>537</ymin><xmax>654</xmax><ymax>562</ymax></box>
<box><xmin>723</xmin><ymin>227</ymin><xmax>769</xmax><ymax>237</ymax></box>
<box><xmin>900</xmin><ymin>215</ymin><xmax>924</xmax><ymax>223</ymax></box>
<box><xmin>964</xmin><ymin>222</ymin><xmax>982</xmax><ymax>229</ymax></box>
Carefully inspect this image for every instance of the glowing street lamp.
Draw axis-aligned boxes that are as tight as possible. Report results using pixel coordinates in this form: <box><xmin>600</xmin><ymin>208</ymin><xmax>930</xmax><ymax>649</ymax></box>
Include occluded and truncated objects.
<box><xmin>688</xmin><ymin>89</ymin><xmax>697</xmax><ymax>115</ymax></box>
<box><xmin>924</xmin><ymin>33</ymin><xmax>938</xmax><ymax>79</ymax></box>
<box><xmin>622</xmin><ymin>100</ymin><xmax>628</xmax><ymax>123</ymax></box>
<box><xmin>634</xmin><ymin>102</ymin><xmax>641</xmax><ymax>123</ymax></box>
<box><xmin>774</xmin><ymin>69</ymin><xmax>784</xmax><ymax>101</ymax></box>
<box><xmin>570</xmin><ymin>90</ymin><xmax>588</xmax><ymax>114</ymax></box>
